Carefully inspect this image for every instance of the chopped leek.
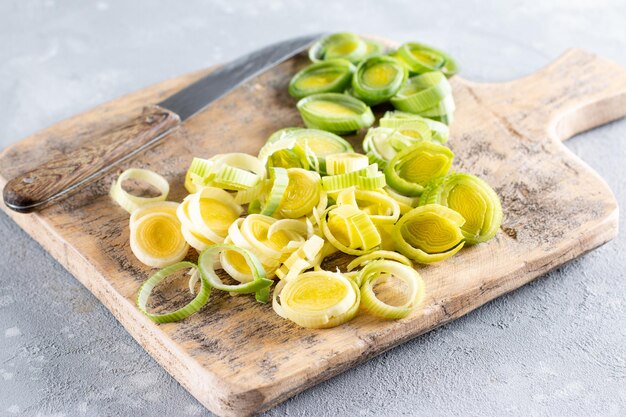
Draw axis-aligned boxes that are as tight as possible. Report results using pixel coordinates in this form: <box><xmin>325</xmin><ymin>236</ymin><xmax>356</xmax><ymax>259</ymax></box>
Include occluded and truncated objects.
<box><xmin>297</xmin><ymin>93</ymin><xmax>375</xmax><ymax>134</ymax></box>
<box><xmin>278</xmin><ymin>168</ymin><xmax>322</xmax><ymax>218</ymax></box>
<box><xmin>130</xmin><ymin>202</ymin><xmax>189</xmax><ymax>268</ymax></box>
<box><xmin>358</xmin><ymin>260</ymin><xmax>425</xmax><ymax>319</ymax></box>
<box><xmin>393</xmin><ymin>204</ymin><xmax>465</xmax><ymax>263</ymax></box>
<box><xmin>396</xmin><ymin>42</ymin><xmax>459</xmax><ymax>77</ymax></box>
<box><xmin>289</xmin><ymin>59</ymin><xmax>355</xmax><ymax>98</ymax></box>
<box><xmin>384</xmin><ymin>141</ymin><xmax>454</xmax><ymax>197</ymax></box>
<box><xmin>320</xmin><ymin>204</ymin><xmax>381</xmax><ymax>255</ymax></box>
<box><xmin>273</xmin><ymin>271</ymin><xmax>360</xmax><ymax>328</ymax></box>
<box><xmin>351</xmin><ymin>56</ymin><xmax>408</xmax><ymax>105</ymax></box>
<box><xmin>309</xmin><ymin>33</ymin><xmax>369</xmax><ymax>63</ymax></box>
<box><xmin>379</xmin><ymin>110</ymin><xmax>449</xmax><ymax>144</ymax></box>
<box><xmin>136</xmin><ymin>262</ymin><xmax>210</xmax><ymax>323</ymax></box>
<box><xmin>110</xmin><ymin>168</ymin><xmax>169</xmax><ymax>214</ymax></box>
<box><xmin>420</xmin><ymin>173</ymin><xmax>503</xmax><ymax>244</ymax></box>
<box><xmin>390</xmin><ymin>72</ymin><xmax>453</xmax><ymax>124</ymax></box>
<box><xmin>198</xmin><ymin>244</ymin><xmax>273</xmax><ymax>303</ymax></box>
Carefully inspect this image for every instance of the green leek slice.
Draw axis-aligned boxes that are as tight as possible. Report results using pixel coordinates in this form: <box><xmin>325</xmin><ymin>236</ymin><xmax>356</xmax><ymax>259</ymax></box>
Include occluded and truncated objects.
<box><xmin>297</xmin><ymin>93</ymin><xmax>374</xmax><ymax>135</ymax></box>
<box><xmin>358</xmin><ymin>260</ymin><xmax>425</xmax><ymax>319</ymax></box>
<box><xmin>260</xmin><ymin>127</ymin><xmax>353</xmax><ymax>174</ymax></box>
<box><xmin>273</xmin><ymin>270</ymin><xmax>360</xmax><ymax>328</ymax></box>
<box><xmin>198</xmin><ymin>244</ymin><xmax>273</xmax><ymax>303</ymax></box>
<box><xmin>392</xmin><ymin>204</ymin><xmax>465</xmax><ymax>263</ymax></box>
<box><xmin>185</xmin><ymin>153</ymin><xmax>266</xmax><ymax>193</ymax></box>
<box><xmin>396</xmin><ymin>42</ymin><xmax>459</xmax><ymax>77</ymax></box>
<box><xmin>309</xmin><ymin>33</ymin><xmax>368</xmax><ymax>63</ymax></box>
<box><xmin>136</xmin><ymin>262</ymin><xmax>210</xmax><ymax>323</ymax></box>
<box><xmin>362</xmin><ymin>125</ymin><xmax>433</xmax><ymax>169</ymax></box>
<box><xmin>379</xmin><ymin>110</ymin><xmax>449</xmax><ymax>143</ymax></box>
<box><xmin>390</xmin><ymin>72</ymin><xmax>452</xmax><ymax>119</ymax></box>
<box><xmin>384</xmin><ymin>141</ymin><xmax>454</xmax><ymax>197</ymax></box>
<box><xmin>420</xmin><ymin>173</ymin><xmax>503</xmax><ymax>244</ymax></box>
<box><xmin>351</xmin><ymin>56</ymin><xmax>408</xmax><ymax>105</ymax></box>
<box><xmin>289</xmin><ymin>59</ymin><xmax>355</xmax><ymax>98</ymax></box>
<box><xmin>110</xmin><ymin>168</ymin><xmax>169</xmax><ymax>214</ymax></box>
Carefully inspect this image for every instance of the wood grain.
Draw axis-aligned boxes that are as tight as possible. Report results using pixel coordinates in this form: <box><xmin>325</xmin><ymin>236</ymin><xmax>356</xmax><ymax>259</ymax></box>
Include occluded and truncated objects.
<box><xmin>0</xmin><ymin>46</ymin><xmax>625</xmax><ymax>417</ymax></box>
<box><xmin>2</xmin><ymin>104</ymin><xmax>180</xmax><ymax>212</ymax></box>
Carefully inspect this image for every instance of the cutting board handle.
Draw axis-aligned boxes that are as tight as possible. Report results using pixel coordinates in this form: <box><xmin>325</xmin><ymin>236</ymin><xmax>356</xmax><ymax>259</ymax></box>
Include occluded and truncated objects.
<box><xmin>504</xmin><ymin>48</ymin><xmax>626</xmax><ymax>141</ymax></box>
<box><xmin>2</xmin><ymin>105</ymin><xmax>180</xmax><ymax>213</ymax></box>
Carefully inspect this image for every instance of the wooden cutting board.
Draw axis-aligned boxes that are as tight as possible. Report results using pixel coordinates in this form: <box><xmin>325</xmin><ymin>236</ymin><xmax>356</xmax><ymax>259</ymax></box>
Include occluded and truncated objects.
<box><xmin>1</xmin><ymin>46</ymin><xmax>625</xmax><ymax>417</ymax></box>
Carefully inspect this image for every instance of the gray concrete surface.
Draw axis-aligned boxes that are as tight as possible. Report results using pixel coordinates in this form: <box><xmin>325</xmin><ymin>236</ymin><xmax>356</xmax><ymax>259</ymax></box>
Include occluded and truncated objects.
<box><xmin>1</xmin><ymin>0</ymin><xmax>625</xmax><ymax>416</ymax></box>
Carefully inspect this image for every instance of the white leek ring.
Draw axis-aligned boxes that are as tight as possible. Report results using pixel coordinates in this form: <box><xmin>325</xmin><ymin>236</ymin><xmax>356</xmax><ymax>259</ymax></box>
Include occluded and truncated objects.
<box><xmin>273</xmin><ymin>271</ymin><xmax>360</xmax><ymax>328</ymax></box>
<box><xmin>110</xmin><ymin>168</ymin><xmax>169</xmax><ymax>214</ymax></box>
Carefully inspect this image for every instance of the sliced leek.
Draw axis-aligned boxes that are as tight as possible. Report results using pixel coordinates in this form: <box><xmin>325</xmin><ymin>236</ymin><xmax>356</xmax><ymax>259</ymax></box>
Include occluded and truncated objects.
<box><xmin>289</xmin><ymin>59</ymin><xmax>355</xmax><ymax>98</ymax></box>
<box><xmin>335</xmin><ymin>188</ymin><xmax>400</xmax><ymax>225</ymax></box>
<box><xmin>136</xmin><ymin>262</ymin><xmax>210</xmax><ymax>323</ymax></box>
<box><xmin>130</xmin><ymin>202</ymin><xmax>189</xmax><ymax>268</ymax></box>
<box><xmin>275</xmin><ymin>235</ymin><xmax>325</xmax><ymax>282</ymax></box>
<box><xmin>358</xmin><ymin>260</ymin><xmax>424</xmax><ymax>319</ymax></box>
<box><xmin>273</xmin><ymin>271</ymin><xmax>360</xmax><ymax>328</ymax></box>
<box><xmin>325</xmin><ymin>153</ymin><xmax>370</xmax><ymax>175</ymax></box>
<box><xmin>396</xmin><ymin>42</ymin><xmax>459</xmax><ymax>77</ymax></box>
<box><xmin>390</xmin><ymin>72</ymin><xmax>453</xmax><ymax>124</ymax></box>
<box><xmin>420</xmin><ymin>173</ymin><xmax>503</xmax><ymax>244</ymax></box>
<box><xmin>185</xmin><ymin>153</ymin><xmax>266</xmax><ymax>193</ymax></box>
<box><xmin>278</xmin><ymin>168</ymin><xmax>322</xmax><ymax>218</ymax></box>
<box><xmin>180</xmin><ymin>187</ymin><xmax>243</xmax><ymax>244</ymax></box>
<box><xmin>393</xmin><ymin>204</ymin><xmax>465</xmax><ymax>263</ymax></box>
<box><xmin>384</xmin><ymin>141</ymin><xmax>454</xmax><ymax>197</ymax></box>
<box><xmin>309</xmin><ymin>33</ymin><xmax>368</xmax><ymax>63</ymax></box>
<box><xmin>322</xmin><ymin>164</ymin><xmax>386</xmax><ymax>192</ymax></box>
<box><xmin>347</xmin><ymin>250</ymin><xmax>413</xmax><ymax>272</ymax></box>
<box><xmin>110</xmin><ymin>168</ymin><xmax>170</xmax><ymax>214</ymax></box>
<box><xmin>362</xmin><ymin>126</ymin><xmax>432</xmax><ymax>169</ymax></box>
<box><xmin>379</xmin><ymin>110</ymin><xmax>449</xmax><ymax>144</ymax></box>
<box><xmin>352</xmin><ymin>56</ymin><xmax>408</xmax><ymax>105</ymax></box>
<box><xmin>320</xmin><ymin>204</ymin><xmax>381</xmax><ymax>255</ymax></box>
<box><xmin>260</xmin><ymin>127</ymin><xmax>353</xmax><ymax>174</ymax></box>
<box><xmin>260</xmin><ymin>167</ymin><xmax>289</xmax><ymax>216</ymax></box>
<box><xmin>198</xmin><ymin>244</ymin><xmax>273</xmax><ymax>303</ymax></box>
<box><xmin>297</xmin><ymin>93</ymin><xmax>374</xmax><ymax>135</ymax></box>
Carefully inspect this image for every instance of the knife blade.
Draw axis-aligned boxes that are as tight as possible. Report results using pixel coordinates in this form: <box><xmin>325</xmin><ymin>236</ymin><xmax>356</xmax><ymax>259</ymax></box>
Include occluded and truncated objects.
<box><xmin>3</xmin><ymin>33</ymin><xmax>322</xmax><ymax>213</ymax></box>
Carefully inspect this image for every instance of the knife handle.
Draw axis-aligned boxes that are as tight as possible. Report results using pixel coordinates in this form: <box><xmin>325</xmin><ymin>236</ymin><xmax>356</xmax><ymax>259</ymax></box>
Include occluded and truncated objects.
<box><xmin>3</xmin><ymin>105</ymin><xmax>180</xmax><ymax>213</ymax></box>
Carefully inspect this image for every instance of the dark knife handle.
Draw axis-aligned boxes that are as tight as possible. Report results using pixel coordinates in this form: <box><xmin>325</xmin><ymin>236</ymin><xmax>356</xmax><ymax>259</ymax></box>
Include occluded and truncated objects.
<box><xmin>3</xmin><ymin>105</ymin><xmax>181</xmax><ymax>213</ymax></box>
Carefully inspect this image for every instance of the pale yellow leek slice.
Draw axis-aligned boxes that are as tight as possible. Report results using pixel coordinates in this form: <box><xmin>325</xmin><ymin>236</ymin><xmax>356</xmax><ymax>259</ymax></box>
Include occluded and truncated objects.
<box><xmin>277</xmin><ymin>168</ymin><xmax>322</xmax><ymax>219</ymax></box>
<box><xmin>335</xmin><ymin>188</ymin><xmax>400</xmax><ymax>225</ymax></box>
<box><xmin>273</xmin><ymin>271</ymin><xmax>360</xmax><ymax>328</ymax></box>
<box><xmin>183</xmin><ymin>187</ymin><xmax>243</xmax><ymax>244</ymax></box>
<box><xmin>392</xmin><ymin>204</ymin><xmax>465</xmax><ymax>263</ymax></box>
<box><xmin>129</xmin><ymin>203</ymin><xmax>189</xmax><ymax>268</ymax></box>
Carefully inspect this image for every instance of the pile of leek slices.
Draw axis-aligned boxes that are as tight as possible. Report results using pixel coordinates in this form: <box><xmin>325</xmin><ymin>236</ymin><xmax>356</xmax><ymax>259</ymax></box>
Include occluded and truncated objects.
<box><xmin>111</xmin><ymin>33</ymin><xmax>503</xmax><ymax>329</ymax></box>
<box><xmin>292</xmin><ymin>33</ymin><xmax>458</xmax><ymax>134</ymax></box>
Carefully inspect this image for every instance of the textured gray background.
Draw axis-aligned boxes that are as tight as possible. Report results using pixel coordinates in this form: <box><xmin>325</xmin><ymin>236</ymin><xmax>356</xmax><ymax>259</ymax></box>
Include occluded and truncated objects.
<box><xmin>1</xmin><ymin>0</ymin><xmax>625</xmax><ymax>416</ymax></box>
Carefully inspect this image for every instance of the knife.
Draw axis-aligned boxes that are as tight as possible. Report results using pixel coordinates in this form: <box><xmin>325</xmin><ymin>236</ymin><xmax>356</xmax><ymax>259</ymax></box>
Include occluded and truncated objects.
<box><xmin>3</xmin><ymin>33</ymin><xmax>322</xmax><ymax>213</ymax></box>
